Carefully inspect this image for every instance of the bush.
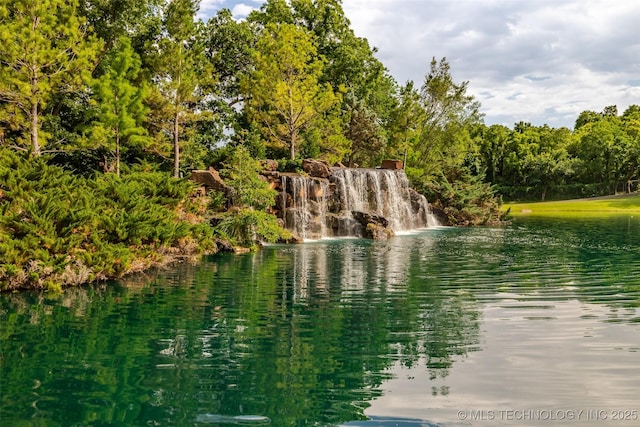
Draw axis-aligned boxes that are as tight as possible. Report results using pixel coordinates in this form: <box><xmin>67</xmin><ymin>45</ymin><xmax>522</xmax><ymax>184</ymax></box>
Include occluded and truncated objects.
<box><xmin>212</xmin><ymin>208</ymin><xmax>291</xmax><ymax>249</ymax></box>
<box><xmin>409</xmin><ymin>167</ymin><xmax>506</xmax><ymax>226</ymax></box>
<box><xmin>221</xmin><ymin>146</ymin><xmax>277</xmax><ymax>210</ymax></box>
<box><xmin>0</xmin><ymin>149</ymin><xmax>214</xmax><ymax>290</ymax></box>
<box><xmin>277</xmin><ymin>158</ymin><xmax>304</xmax><ymax>173</ymax></box>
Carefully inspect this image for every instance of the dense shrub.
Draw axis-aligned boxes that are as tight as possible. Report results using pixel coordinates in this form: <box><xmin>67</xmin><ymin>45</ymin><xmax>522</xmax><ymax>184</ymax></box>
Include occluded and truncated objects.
<box><xmin>210</xmin><ymin>146</ymin><xmax>291</xmax><ymax>248</ymax></box>
<box><xmin>0</xmin><ymin>149</ymin><xmax>214</xmax><ymax>290</ymax></box>
<box><xmin>213</xmin><ymin>208</ymin><xmax>291</xmax><ymax>249</ymax></box>
<box><xmin>409</xmin><ymin>167</ymin><xmax>506</xmax><ymax>226</ymax></box>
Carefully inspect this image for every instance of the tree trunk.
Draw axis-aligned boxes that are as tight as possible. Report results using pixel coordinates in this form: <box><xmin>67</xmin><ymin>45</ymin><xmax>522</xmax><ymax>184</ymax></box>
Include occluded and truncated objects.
<box><xmin>403</xmin><ymin>149</ymin><xmax>408</xmax><ymax>170</ymax></box>
<box><xmin>289</xmin><ymin>127</ymin><xmax>297</xmax><ymax>160</ymax></box>
<box><xmin>115</xmin><ymin>131</ymin><xmax>121</xmax><ymax>177</ymax></box>
<box><xmin>173</xmin><ymin>112</ymin><xmax>180</xmax><ymax>178</ymax></box>
<box><xmin>31</xmin><ymin>101</ymin><xmax>40</xmax><ymax>156</ymax></box>
<box><xmin>31</xmin><ymin>77</ymin><xmax>40</xmax><ymax>156</ymax></box>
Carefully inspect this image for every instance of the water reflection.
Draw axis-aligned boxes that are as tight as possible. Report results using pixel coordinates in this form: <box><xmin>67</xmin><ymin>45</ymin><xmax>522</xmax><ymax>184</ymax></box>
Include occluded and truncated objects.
<box><xmin>1</xmin><ymin>217</ymin><xmax>639</xmax><ymax>426</ymax></box>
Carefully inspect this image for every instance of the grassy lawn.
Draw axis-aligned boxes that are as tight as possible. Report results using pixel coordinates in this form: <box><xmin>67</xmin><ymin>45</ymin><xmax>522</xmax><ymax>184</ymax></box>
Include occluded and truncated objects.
<box><xmin>503</xmin><ymin>193</ymin><xmax>640</xmax><ymax>218</ymax></box>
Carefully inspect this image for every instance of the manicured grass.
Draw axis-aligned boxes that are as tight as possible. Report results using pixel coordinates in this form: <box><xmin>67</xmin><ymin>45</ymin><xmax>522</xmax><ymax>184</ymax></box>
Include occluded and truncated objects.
<box><xmin>503</xmin><ymin>194</ymin><xmax>640</xmax><ymax>218</ymax></box>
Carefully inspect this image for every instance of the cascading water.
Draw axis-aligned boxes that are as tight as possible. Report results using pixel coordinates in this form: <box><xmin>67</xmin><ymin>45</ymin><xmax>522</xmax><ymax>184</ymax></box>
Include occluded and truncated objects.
<box><xmin>279</xmin><ymin>168</ymin><xmax>439</xmax><ymax>241</ymax></box>
<box><xmin>281</xmin><ymin>174</ymin><xmax>329</xmax><ymax>240</ymax></box>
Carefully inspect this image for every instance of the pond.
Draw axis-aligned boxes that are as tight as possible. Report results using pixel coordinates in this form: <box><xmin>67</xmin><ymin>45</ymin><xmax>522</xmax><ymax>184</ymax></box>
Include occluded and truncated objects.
<box><xmin>1</xmin><ymin>216</ymin><xmax>639</xmax><ymax>426</ymax></box>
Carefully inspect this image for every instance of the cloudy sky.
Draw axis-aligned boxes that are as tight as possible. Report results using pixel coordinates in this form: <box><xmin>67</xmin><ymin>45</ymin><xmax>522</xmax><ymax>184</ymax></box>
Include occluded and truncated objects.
<box><xmin>198</xmin><ymin>0</ymin><xmax>640</xmax><ymax>129</ymax></box>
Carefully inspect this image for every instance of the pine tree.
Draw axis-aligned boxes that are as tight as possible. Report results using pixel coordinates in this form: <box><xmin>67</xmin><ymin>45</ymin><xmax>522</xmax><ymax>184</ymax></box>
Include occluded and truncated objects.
<box><xmin>153</xmin><ymin>0</ymin><xmax>212</xmax><ymax>177</ymax></box>
<box><xmin>242</xmin><ymin>23</ymin><xmax>340</xmax><ymax>160</ymax></box>
<box><xmin>0</xmin><ymin>0</ymin><xmax>100</xmax><ymax>155</ymax></box>
<box><xmin>88</xmin><ymin>37</ymin><xmax>149</xmax><ymax>176</ymax></box>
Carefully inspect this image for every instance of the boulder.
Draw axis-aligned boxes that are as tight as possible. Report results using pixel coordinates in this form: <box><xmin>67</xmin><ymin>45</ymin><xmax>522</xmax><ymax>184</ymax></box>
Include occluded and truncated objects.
<box><xmin>351</xmin><ymin>211</ymin><xmax>395</xmax><ymax>240</ymax></box>
<box><xmin>260</xmin><ymin>159</ymin><xmax>279</xmax><ymax>172</ymax></box>
<box><xmin>278</xmin><ymin>232</ymin><xmax>305</xmax><ymax>244</ymax></box>
<box><xmin>214</xmin><ymin>238</ymin><xmax>235</xmax><ymax>252</ymax></box>
<box><xmin>352</xmin><ymin>211</ymin><xmax>389</xmax><ymax>228</ymax></box>
<box><xmin>429</xmin><ymin>204</ymin><xmax>449</xmax><ymax>226</ymax></box>
<box><xmin>365</xmin><ymin>223</ymin><xmax>395</xmax><ymax>240</ymax></box>
<box><xmin>190</xmin><ymin>168</ymin><xmax>230</xmax><ymax>194</ymax></box>
<box><xmin>190</xmin><ymin>168</ymin><xmax>236</xmax><ymax>207</ymax></box>
<box><xmin>302</xmin><ymin>158</ymin><xmax>331</xmax><ymax>178</ymax></box>
<box><xmin>381</xmin><ymin>159</ymin><xmax>403</xmax><ymax>170</ymax></box>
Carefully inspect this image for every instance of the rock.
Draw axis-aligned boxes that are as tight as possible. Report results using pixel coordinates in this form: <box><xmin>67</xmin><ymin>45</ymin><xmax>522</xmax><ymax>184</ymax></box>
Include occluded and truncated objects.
<box><xmin>365</xmin><ymin>223</ymin><xmax>395</xmax><ymax>240</ymax></box>
<box><xmin>352</xmin><ymin>211</ymin><xmax>389</xmax><ymax>228</ymax></box>
<box><xmin>190</xmin><ymin>167</ymin><xmax>224</xmax><ymax>189</ymax></box>
<box><xmin>381</xmin><ymin>159</ymin><xmax>403</xmax><ymax>170</ymax></box>
<box><xmin>333</xmin><ymin>161</ymin><xmax>347</xmax><ymax>168</ymax></box>
<box><xmin>278</xmin><ymin>232</ymin><xmax>304</xmax><ymax>244</ymax></box>
<box><xmin>302</xmin><ymin>158</ymin><xmax>331</xmax><ymax>178</ymax></box>
<box><xmin>260</xmin><ymin>159</ymin><xmax>279</xmax><ymax>172</ymax></box>
<box><xmin>408</xmin><ymin>187</ymin><xmax>429</xmax><ymax>215</ymax></box>
<box><xmin>214</xmin><ymin>238</ymin><xmax>235</xmax><ymax>252</ymax></box>
<box><xmin>233</xmin><ymin>246</ymin><xmax>252</xmax><ymax>254</ymax></box>
<box><xmin>351</xmin><ymin>211</ymin><xmax>395</xmax><ymax>240</ymax></box>
<box><xmin>190</xmin><ymin>168</ymin><xmax>235</xmax><ymax>197</ymax></box>
<box><xmin>429</xmin><ymin>204</ymin><xmax>449</xmax><ymax>226</ymax></box>
<box><xmin>190</xmin><ymin>168</ymin><xmax>239</xmax><ymax>208</ymax></box>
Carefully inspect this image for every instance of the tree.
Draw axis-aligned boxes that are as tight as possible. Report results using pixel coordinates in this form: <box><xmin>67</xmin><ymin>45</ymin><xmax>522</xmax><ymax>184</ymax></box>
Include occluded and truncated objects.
<box><xmin>290</xmin><ymin>0</ymin><xmax>398</xmax><ymax>162</ymax></box>
<box><xmin>388</xmin><ymin>81</ymin><xmax>425</xmax><ymax>168</ymax></box>
<box><xmin>575</xmin><ymin>110</ymin><xmax>601</xmax><ymax>130</ymax></box>
<box><xmin>221</xmin><ymin>145</ymin><xmax>277</xmax><ymax>210</ymax></box>
<box><xmin>620</xmin><ymin>106</ymin><xmax>640</xmax><ymax>192</ymax></box>
<box><xmin>474</xmin><ymin>124</ymin><xmax>511</xmax><ymax>183</ymax></box>
<box><xmin>78</xmin><ymin>0</ymin><xmax>163</xmax><ymax>72</ymax></box>
<box><xmin>241</xmin><ymin>22</ymin><xmax>340</xmax><ymax>160</ymax></box>
<box><xmin>0</xmin><ymin>0</ymin><xmax>99</xmax><ymax>156</ymax></box>
<box><xmin>204</xmin><ymin>8</ymin><xmax>256</xmax><ymax>140</ymax></box>
<box><xmin>343</xmin><ymin>93</ymin><xmax>385</xmax><ymax>167</ymax></box>
<box><xmin>416</xmin><ymin>57</ymin><xmax>483</xmax><ymax>180</ymax></box>
<box><xmin>87</xmin><ymin>37</ymin><xmax>149</xmax><ymax>176</ymax></box>
<box><xmin>153</xmin><ymin>0</ymin><xmax>212</xmax><ymax>177</ymax></box>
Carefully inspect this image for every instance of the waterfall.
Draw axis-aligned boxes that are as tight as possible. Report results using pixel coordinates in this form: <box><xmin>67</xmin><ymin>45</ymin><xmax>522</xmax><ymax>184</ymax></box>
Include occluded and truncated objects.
<box><xmin>281</xmin><ymin>174</ymin><xmax>329</xmax><ymax>240</ymax></box>
<box><xmin>279</xmin><ymin>168</ymin><xmax>439</xmax><ymax>240</ymax></box>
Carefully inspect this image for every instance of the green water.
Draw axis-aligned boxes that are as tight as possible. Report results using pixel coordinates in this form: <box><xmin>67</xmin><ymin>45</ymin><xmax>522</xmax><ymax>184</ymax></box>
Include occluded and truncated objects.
<box><xmin>1</xmin><ymin>217</ymin><xmax>639</xmax><ymax>426</ymax></box>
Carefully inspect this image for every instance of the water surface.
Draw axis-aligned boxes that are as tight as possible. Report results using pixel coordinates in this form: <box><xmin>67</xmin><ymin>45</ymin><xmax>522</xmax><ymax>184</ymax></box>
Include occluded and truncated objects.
<box><xmin>1</xmin><ymin>217</ymin><xmax>639</xmax><ymax>426</ymax></box>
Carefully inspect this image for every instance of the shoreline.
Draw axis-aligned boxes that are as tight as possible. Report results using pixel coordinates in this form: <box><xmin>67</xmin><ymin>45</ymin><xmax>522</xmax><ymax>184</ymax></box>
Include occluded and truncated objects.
<box><xmin>503</xmin><ymin>193</ymin><xmax>640</xmax><ymax>217</ymax></box>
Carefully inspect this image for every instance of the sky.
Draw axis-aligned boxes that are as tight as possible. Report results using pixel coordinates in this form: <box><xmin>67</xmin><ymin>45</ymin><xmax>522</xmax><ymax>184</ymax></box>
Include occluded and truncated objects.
<box><xmin>198</xmin><ymin>0</ymin><xmax>640</xmax><ymax>129</ymax></box>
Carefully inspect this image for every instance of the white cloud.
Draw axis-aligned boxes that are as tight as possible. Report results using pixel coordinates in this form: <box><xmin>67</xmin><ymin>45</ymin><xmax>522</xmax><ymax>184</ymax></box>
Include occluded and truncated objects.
<box><xmin>343</xmin><ymin>0</ymin><xmax>640</xmax><ymax>128</ymax></box>
<box><xmin>198</xmin><ymin>0</ymin><xmax>260</xmax><ymax>20</ymax></box>
<box><xmin>231</xmin><ymin>3</ymin><xmax>256</xmax><ymax>18</ymax></box>
<box><xmin>198</xmin><ymin>0</ymin><xmax>225</xmax><ymax>19</ymax></box>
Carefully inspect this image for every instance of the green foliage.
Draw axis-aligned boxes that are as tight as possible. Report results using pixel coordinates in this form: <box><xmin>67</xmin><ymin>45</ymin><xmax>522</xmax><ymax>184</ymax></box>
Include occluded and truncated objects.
<box><xmin>417</xmin><ymin>169</ymin><xmax>505</xmax><ymax>226</ymax></box>
<box><xmin>207</xmin><ymin>189</ymin><xmax>227</xmax><ymax>211</ymax></box>
<box><xmin>0</xmin><ymin>0</ymin><xmax>101</xmax><ymax>155</ymax></box>
<box><xmin>151</xmin><ymin>0</ymin><xmax>215</xmax><ymax>177</ymax></box>
<box><xmin>0</xmin><ymin>149</ymin><xmax>214</xmax><ymax>290</ymax></box>
<box><xmin>277</xmin><ymin>158</ymin><xmax>304</xmax><ymax>173</ymax></box>
<box><xmin>85</xmin><ymin>36</ymin><xmax>150</xmax><ymax>175</ymax></box>
<box><xmin>474</xmin><ymin>105</ymin><xmax>640</xmax><ymax>201</ymax></box>
<box><xmin>414</xmin><ymin>57</ymin><xmax>483</xmax><ymax>181</ymax></box>
<box><xmin>343</xmin><ymin>93</ymin><xmax>386</xmax><ymax>167</ymax></box>
<box><xmin>212</xmin><ymin>208</ymin><xmax>291</xmax><ymax>249</ymax></box>
<box><xmin>241</xmin><ymin>22</ymin><xmax>341</xmax><ymax>160</ymax></box>
<box><xmin>221</xmin><ymin>145</ymin><xmax>277</xmax><ymax>210</ymax></box>
<box><xmin>211</xmin><ymin>145</ymin><xmax>290</xmax><ymax>248</ymax></box>
<box><xmin>387</xmin><ymin>81</ymin><xmax>424</xmax><ymax>166</ymax></box>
